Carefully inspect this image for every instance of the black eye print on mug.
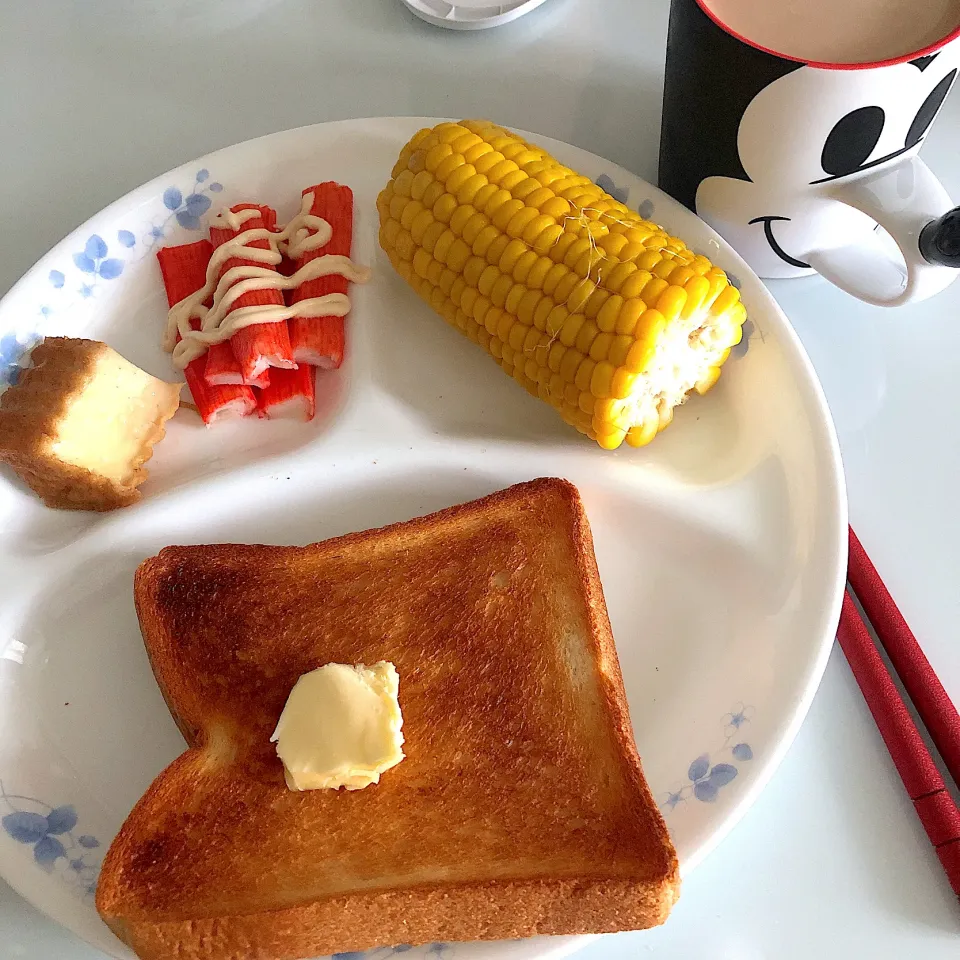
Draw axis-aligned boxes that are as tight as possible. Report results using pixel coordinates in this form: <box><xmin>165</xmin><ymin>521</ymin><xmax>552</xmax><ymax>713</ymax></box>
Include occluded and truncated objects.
<box><xmin>820</xmin><ymin>106</ymin><xmax>885</xmax><ymax>178</ymax></box>
<box><xmin>906</xmin><ymin>69</ymin><xmax>957</xmax><ymax>148</ymax></box>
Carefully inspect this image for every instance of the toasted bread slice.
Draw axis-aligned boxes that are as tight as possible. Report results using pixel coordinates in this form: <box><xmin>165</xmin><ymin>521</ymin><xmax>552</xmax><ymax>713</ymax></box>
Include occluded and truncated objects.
<box><xmin>0</xmin><ymin>337</ymin><xmax>180</xmax><ymax>511</ymax></box>
<box><xmin>96</xmin><ymin>478</ymin><xmax>679</xmax><ymax>959</ymax></box>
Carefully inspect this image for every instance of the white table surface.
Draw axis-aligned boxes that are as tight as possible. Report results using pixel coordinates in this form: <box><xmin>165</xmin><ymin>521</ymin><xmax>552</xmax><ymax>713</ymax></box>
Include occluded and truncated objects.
<box><xmin>2</xmin><ymin>0</ymin><xmax>959</xmax><ymax>957</ymax></box>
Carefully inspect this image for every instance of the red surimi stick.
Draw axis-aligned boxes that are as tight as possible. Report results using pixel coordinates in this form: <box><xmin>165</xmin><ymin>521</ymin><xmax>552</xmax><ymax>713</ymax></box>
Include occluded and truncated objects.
<box><xmin>256</xmin><ymin>365</ymin><xmax>316</xmax><ymax>421</ymax></box>
<box><xmin>156</xmin><ymin>241</ymin><xmax>257</xmax><ymax>423</ymax></box>
<box><xmin>289</xmin><ymin>182</ymin><xmax>354</xmax><ymax>369</ymax></box>
<box><xmin>205</xmin><ymin>344</ymin><xmax>270</xmax><ymax>388</ymax></box>
<box><xmin>208</xmin><ymin>203</ymin><xmax>296</xmax><ymax>385</ymax></box>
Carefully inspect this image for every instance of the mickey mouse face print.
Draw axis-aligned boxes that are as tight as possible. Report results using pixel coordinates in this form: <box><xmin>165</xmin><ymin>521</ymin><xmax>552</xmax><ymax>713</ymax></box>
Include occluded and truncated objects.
<box><xmin>660</xmin><ymin>0</ymin><xmax>960</xmax><ymax>306</ymax></box>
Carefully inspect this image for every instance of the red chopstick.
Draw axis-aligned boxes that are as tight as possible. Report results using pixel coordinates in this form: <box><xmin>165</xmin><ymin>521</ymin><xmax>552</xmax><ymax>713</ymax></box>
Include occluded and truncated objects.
<box><xmin>839</xmin><ymin>540</ymin><xmax>960</xmax><ymax>897</ymax></box>
<box><xmin>848</xmin><ymin>527</ymin><xmax>960</xmax><ymax>788</ymax></box>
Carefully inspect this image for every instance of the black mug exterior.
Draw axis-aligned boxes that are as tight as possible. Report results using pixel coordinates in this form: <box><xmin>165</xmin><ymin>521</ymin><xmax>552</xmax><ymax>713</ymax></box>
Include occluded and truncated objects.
<box><xmin>658</xmin><ymin>0</ymin><xmax>803</xmax><ymax>212</ymax></box>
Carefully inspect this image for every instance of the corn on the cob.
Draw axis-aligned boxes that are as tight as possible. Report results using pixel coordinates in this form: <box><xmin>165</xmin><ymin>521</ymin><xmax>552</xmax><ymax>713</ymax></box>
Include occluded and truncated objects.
<box><xmin>377</xmin><ymin>120</ymin><xmax>747</xmax><ymax>450</ymax></box>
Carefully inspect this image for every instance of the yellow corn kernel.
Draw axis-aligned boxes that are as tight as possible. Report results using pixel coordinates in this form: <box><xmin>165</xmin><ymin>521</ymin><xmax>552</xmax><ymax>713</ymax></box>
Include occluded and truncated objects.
<box><xmin>491</xmin><ymin>197</ymin><xmax>526</xmax><ymax>231</ymax></box>
<box><xmin>412</xmin><ymin>248</ymin><xmax>432</xmax><ymax>279</ymax></box>
<box><xmin>596</xmin><ymin>427</ymin><xmax>627</xmax><ymax>451</ymax></box>
<box><xmin>488</xmin><ymin>274</ymin><xmax>512</xmax><ymax>309</ymax></box>
<box><xmin>682</xmin><ymin>275</ymin><xmax>710</xmax><ymax>318</ymax></box>
<box><xmin>460</xmin><ymin>212</ymin><xmax>490</xmax><ymax>246</ymax></box>
<box><xmin>498</xmin><ymin>238</ymin><xmax>528</xmax><ymax>274</ymax></box>
<box><xmin>540</xmin><ymin>195</ymin><xmax>571</xmax><ymax>219</ymax></box>
<box><xmin>547</xmin><ymin>340</ymin><xmax>567</xmax><ymax>373</ymax></box>
<box><xmin>544</xmin><ymin>304</ymin><xmax>568</xmax><ymax>338</ymax></box>
<box><xmin>459</xmin><ymin>285</ymin><xmax>479</xmax><ymax>316</ymax></box>
<box><xmin>388</xmin><ymin>194</ymin><xmax>407</xmax><ymax>222</ymax></box>
<box><xmin>410</xmin><ymin>208</ymin><xmax>436</xmax><ymax>245</ymax></box>
<box><xmin>559</xmin><ymin>347</ymin><xmax>584</xmax><ymax>383</ymax></box>
<box><xmin>626</xmin><ymin>419</ymin><xmax>658</xmax><ymax>448</ymax></box>
<box><xmin>606</xmin><ymin>368</ymin><xmax>634</xmax><ymax>400</ymax></box>
<box><xmin>463</xmin><ymin>255</ymin><xmax>487</xmax><ymax>289</ymax></box>
<box><xmin>604</xmin><ymin>261</ymin><xmax>638</xmax><ymax>294</ymax></box>
<box><xmin>421</xmin><ymin>180</ymin><xmax>445</xmax><ymax>209</ymax></box>
<box><xmin>565</xmin><ymin>278</ymin><xmax>595</xmax><ymax>314</ymax></box>
<box><xmin>656</xmin><ymin>285</ymin><xmax>687</xmax><ymax>325</ymax></box>
<box><xmin>529</xmin><ymin>221</ymin><xmax>564</xmax><ymax>255</ymax></box>
<box><xmin>435</xmin><ymin>153</ymin><xmax>467</xmax><ymax>183</ymax></box>
<box><xmin>711</xmin><ymin>284</ymin><xmax>741</xmax><ymax>317</ymax></box>
<box><xmin>438</xmin><ymin>268</ymin><xmax>457</xmax><ymax>296</ymax></box>
<box><xmin>589</xmin><ymin>332</ymin><xmax>614</xmax><ymax>362</ymax></box>
<box><xmin>523</xmin><ymin>326</ymin><xmax>541</xmax><ymax>355</ymax></box>
<box><xmin>639</xmin><ymin>276</ymin><xmax>669</xmax><ymax>307</ymax></box>
<box><xmin>590</xmin><ymin>360</ymin><xmax>616</xmax><ymax>398</ymax></box>
<box><xmin>598</xmin><ymin>233</ymin><xmax>629</xmax><ymax>258</ymax></box>
<box><xmin>432</xmin><ymin>194</ymin><xmax>457</xmax><ymax>224</ymax></box>
<box><xmin>395</xmin><ymin>228</ymin><xmax>415</xmax><ymax>262</ymax></box>
<box><xmin>558</xmin><ymin>312</ymin><xmax>585</xmax><ymax>348</ymax></box>
<box><xmin>574</xmin><ymin>319</ymin><xmax>599</xmax><ymax>355</ymax></box>
<box><xmin>446</xmin><ymin>238</ymin><xmax>471</xmax><ymax>272</ymax></box>
<box><xmin>506</xmin><ymin>206</ymin><xmax>541</xmax><ymax>239</ymax></box>
<box><xmin>477</xmin><ymin>264</ymin><xmax>499</xmax><ymax>297</ymax></box>
<box><xmin>526</xmin><ymin>256</ymin><xmax>553</xmax><ymax>290</ymax></box>
<box><xmin>441</xmin><ymin>207</ymin><xmax>469</xmax><ymax>239</ymax></box>
<box><xmin>552</xmin><ymin>271</ymin><xmax>580</xmax><ymax>306</ymax></box>
<box><xmin>472</xmin><ymin>294</ymin><xmax>492</xmax><ymax>326</ymax></box>
<box><xmin>508</xmin><ymin>321</ymin><xmax>528</xmax><ymax>351</ymax></box>
<box><xmin>514</xmin><ymin>289</ymin><xmax>540</xmax><ymax>327</ymax></box>
<box><xmin>596</xmin><ymin>295</ymin><xmax>623</xmax><ymax>334</ymax></box>
<box><xmin>594</xmin><ymin>397</ymin><xmax>630</xmax><ymax>426</ymax></box>
<box><xmin>533</xmin><ymin>296</ymin><xmax>554</xmax><ymax>331</ymax></box>
<box><xmin>473</xmin><ymin>150</ymin><xmax>505</xmax><ymax>175</ymax></box>
<box><xmin>549</xmin><ymin>232</ymin><xmax>580</xmax><ymax>264</ymax></box>
<box><xmin>446</xmin><ymin>163</ymin><xmax>478</xmax><ymax>196</ymax></box>
<box><xmin>485</xmin><ymin>234</ymin><xmax>511</xmax><ymax>266</ymax></box>
<box><xmin>574</xmin><ymin>357</ymin><xmax>596</xmax><ymax>392</ymax></box>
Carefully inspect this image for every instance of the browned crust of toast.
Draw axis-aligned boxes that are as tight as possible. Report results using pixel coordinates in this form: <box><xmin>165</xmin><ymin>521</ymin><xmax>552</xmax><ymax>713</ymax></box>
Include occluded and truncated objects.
<box><xmin>0</xmin><ymin>337</ymin><xmax>180</xmax><ymax>511</ymax></box>
<box><xmin>97</xmin><ymin>479</ymin><xmax>679</xmax><ymax>959</ymax></box>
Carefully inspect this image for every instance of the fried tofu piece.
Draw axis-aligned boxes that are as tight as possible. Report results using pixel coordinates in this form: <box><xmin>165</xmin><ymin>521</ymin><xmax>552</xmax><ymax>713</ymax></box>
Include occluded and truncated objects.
<box><xmin>0</xmin><ymin>337</ymin><xmax>181</xmax><ymax>510</ymax></box>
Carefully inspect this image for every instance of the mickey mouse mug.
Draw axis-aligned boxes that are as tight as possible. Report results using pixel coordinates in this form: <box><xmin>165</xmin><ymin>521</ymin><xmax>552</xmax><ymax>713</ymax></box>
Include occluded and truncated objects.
<box><xmin>659</xmin><ymin>0</ymin><xmax>960</xmax><ymax>306</ymax></box>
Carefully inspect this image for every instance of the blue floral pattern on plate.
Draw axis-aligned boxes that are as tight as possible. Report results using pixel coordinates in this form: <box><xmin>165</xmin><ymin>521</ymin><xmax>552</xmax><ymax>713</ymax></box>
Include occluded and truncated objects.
<box><xmin>0</xmin><ymin>333</ymin><xmax>40</xmax><ymax>387</ymax></box>
<box><xmin>151</xmin><ymin>168</ymin><xmax>223</xmax><ymax>240</ymax></box>
<box><xmin>0</xmin><ymin>782</ymin><xmax>102</xmax><ymax>897</ymax></box>
<box><xmin>31</xmin><ymin>168</ymin><xmax>222</xmax><ymax>328</ymax></box>
<box><xmin>662</xmin><ymin>704</ymin><xmax>755</xmax><ymax>811</ymax></box>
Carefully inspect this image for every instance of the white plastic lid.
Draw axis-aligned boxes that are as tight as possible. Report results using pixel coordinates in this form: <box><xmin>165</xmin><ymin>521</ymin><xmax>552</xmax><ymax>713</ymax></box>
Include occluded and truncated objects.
<box><xmin>399</xmin><ymin>0</ymin><xmax>550</xmax><ymax>30</ymax></box>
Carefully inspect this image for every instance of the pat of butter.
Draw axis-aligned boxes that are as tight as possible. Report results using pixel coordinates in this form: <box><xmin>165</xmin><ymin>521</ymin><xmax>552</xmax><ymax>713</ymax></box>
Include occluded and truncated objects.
<box><xmin>270</xmin><ymin>661</ymin><xmax>404</xmax><ymax>792</ymax></box>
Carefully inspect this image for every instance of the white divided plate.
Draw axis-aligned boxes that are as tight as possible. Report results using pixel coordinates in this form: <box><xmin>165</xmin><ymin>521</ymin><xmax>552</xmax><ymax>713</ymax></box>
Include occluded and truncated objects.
<box><xmin>0</xmin><ymin>118</ymin><xmax>846</xmax><ymax>960</ymax></box>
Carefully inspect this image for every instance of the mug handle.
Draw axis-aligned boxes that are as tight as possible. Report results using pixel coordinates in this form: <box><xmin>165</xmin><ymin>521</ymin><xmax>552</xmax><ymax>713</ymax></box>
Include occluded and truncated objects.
<box><xmin>805</xmin><ymin>157</ymin><xmax>959</xmax><ymax>307</ymax></box>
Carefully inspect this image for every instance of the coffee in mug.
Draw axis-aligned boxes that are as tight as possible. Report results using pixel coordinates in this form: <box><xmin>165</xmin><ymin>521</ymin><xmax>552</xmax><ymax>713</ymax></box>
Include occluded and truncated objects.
<box><xmin>703</xmin><ymin>0</ymin><xmax>960</xmax><ymax>64</ymax></box>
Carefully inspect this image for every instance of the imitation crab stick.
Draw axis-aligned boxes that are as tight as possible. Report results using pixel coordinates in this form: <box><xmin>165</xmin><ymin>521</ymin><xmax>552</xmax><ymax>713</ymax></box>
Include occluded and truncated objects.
<box><xmin>208</xmin><ymin>204</ymin><xmax>296</xmax><ymax>385</ymax></box>
<box><xmin>156</xmin><ymin>241</ymin><xmax>257</xmax><ymax>423</ymax></box>
<box><xmin>255</xmin><ymin>365</ymin><xmax>316</xmax><ymax>421</ymax></box>
<box><xmin>288</xmin><ymin>183</ymin><xmax>355</xmax><ymax>369</ymax></box>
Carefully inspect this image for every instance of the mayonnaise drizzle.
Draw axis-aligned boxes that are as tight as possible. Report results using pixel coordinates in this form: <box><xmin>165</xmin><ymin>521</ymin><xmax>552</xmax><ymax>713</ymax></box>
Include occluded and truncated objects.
<box><xmin>163</xmin><ymin>192</ymin><xmax>371</xmax><ymax>369</ymax></box>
